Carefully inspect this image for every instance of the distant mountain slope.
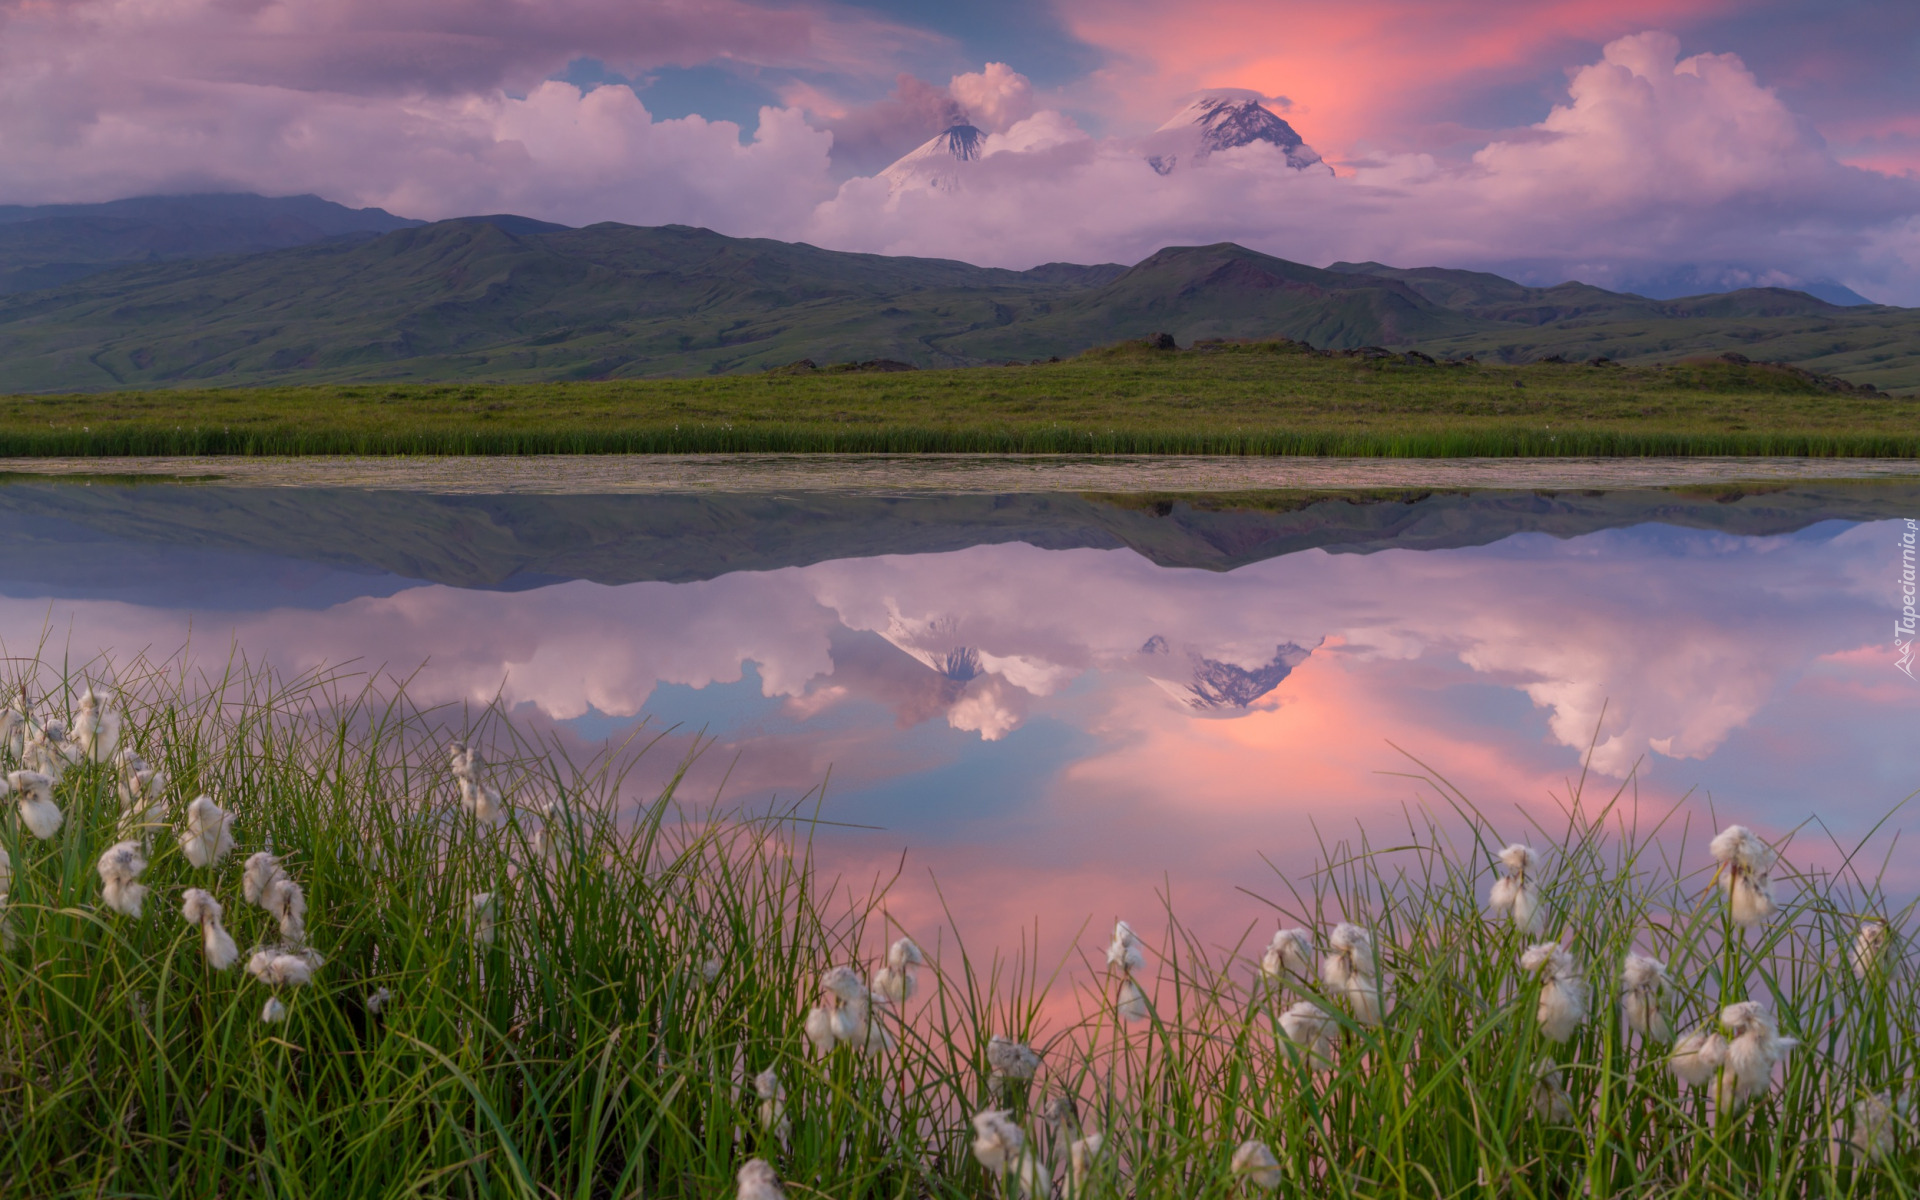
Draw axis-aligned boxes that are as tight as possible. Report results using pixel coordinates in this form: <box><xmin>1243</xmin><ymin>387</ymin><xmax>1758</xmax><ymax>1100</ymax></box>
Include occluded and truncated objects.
<box><xmin>0</xmin><ymin>214</ymin><xmax>1913</xmax><ymax>392</ymax></box>
<box><xmin>0</xmin><ymin>193</ymin><xmax>422</xmax><ymax>294</ymax></box>
<box><xmin>948</xmin><ymin>244</ymin><xmax>1484</xmax><ymax>356</ymax></box>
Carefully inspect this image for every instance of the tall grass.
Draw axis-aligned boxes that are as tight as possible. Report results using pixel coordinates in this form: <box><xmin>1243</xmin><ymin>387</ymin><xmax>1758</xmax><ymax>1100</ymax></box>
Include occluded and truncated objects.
<box><xmin>1</xmin><ymin>424</ymin><xmax>1918</xmax><ymax>458</ymax></box>
<box><xmin>0</xmin><ymin>654</ymin><xmax>1913</xmax><ymax>1197</ymax></box>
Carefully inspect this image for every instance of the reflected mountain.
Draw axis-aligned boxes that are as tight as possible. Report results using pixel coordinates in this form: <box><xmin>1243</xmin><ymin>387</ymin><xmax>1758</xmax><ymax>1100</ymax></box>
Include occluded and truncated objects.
<box><xmin>0</xmin><ymin>479</ymin><xmax>1915</xmax><ymax>596</ymax></box>
<box><xmin>1167</xmin><ymin>641</ymin><xmax>1317</xmax><ymax>710</ymax></box>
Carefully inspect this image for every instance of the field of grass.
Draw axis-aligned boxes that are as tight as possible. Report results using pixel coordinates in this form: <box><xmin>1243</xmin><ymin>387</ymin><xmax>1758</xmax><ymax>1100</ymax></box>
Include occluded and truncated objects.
<box><xmin>2</xmin><ymin>651</ymin><xmax>1915</xmax><ymax>1197</ymax></box>
<box><xmin>2</xmin><ymin>342</ymin><xmax>1917</xmax><ymax>457</ymax></box>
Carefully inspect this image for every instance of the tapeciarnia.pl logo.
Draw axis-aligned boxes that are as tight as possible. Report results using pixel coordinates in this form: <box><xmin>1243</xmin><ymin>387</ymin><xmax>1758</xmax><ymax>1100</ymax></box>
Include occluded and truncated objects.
<box><xmin>1898</xmin><ymin>518</ymin><xmax>1917</xmax><ymax>680</ymax></box>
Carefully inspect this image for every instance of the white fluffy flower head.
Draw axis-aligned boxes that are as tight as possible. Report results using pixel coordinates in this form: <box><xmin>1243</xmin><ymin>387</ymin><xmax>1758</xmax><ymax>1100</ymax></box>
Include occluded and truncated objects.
<box><xmin>969</xmin><ymin>1108</ymin><xmax>1024</xmax><ymax>1176</ymax></box>
<box><xmin>1669</xmin><ymin>1026</ymin><xmax>1729</xmax><ymax>1088</ymax></box>
<box><xmin>1717</xmin><ymin>1000</ymin><xmax>1796</xmax><ymax>1110</ymax></box>
<box><xmin>180</xmin><ymin>887</ymin><xmax>238</xmax><ymax>970</ymax></box>
<box><xmin>179</xmin><ymin>795</ymin><xmax>237</xmax><ymax>868</ymax></box>
<box><xmin>1231</xmin><ymin>1139</ymin><xmax>1282</xmax><ymax>1190</ymax></box>
<box><xmin>1278</xmin><ymin>1000</ymin><xmax>1338</xmax><ymax>1066</ymax></box>
<box><xmin>735</xmin><ymin>1158</ymin><xmax>786</xmax><ymax>1200</ymax></box>
<box><xmin>1488</xmin><ymin>843</ymin><xmax>1545</xmax><ymax>934</ymax></box>
<box><xmin>1619</xmin><ymin>952</ymin><xmax>1671</xmax><ymax>1042</ymax></box>
<box><xmin>1323</xmin><ymin>923</ymin><xmax>1383</xmax><ymax>1026</ymax></box>
<box><xmin>8</xmin><ymin>769</ymin><xmax>63</xmax><ymax>841</ymax></box>
<box><xmin>96</xmin><ymin>840</ymin><xmax>150</xmax><ymax>918</ymax></box>
<box><xmin>1260</xmin><ymin>927</ymin><xmax>1314</xmax><ymax>985</ymax></box>
<box><xmin>987</xmin><ymin>1034</ymin><xmax>1041</xmax><ymax>1081</ymax></box>
<box><xmin>1709</xmin><ymin>824</ymin><xmax>1778</xmax><ymax>926</ymax></box>
<box><xmin>1520</xmin><ymin>942</ymin><xmax>1588</xmax><ymax>1043</ymax></box>
<box><xmin>1106</xmin><ymin>919</ymin><xmax>1145</xmax><ymax>975</ymax></box>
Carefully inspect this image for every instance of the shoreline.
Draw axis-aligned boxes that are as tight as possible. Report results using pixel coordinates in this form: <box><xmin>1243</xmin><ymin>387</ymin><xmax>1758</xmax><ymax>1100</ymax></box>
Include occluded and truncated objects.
<box><xmin>6</xmin><ymin>453</ymin><xmax>1920</xmax><ymax>494</ymax></box>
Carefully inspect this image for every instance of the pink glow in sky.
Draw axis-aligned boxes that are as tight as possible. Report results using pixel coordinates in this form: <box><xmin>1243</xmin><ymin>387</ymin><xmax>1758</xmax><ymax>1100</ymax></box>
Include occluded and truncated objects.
<box><xmin>0</xmin><ymin>0</ymin><xmax>1914</xmax><ymax>298</ymax></box>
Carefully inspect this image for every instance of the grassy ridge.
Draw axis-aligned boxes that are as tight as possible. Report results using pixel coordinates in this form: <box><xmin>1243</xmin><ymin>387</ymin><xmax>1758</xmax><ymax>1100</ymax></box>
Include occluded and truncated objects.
<box><xmin>3</xmin><ymin>343</ymin><xmax>1918</xmax><ymax>457</ymax></box>
<box><xmin>2</xmin><ymin>653</ymin><xmax>1916</xmax><ymax>1196</ymax></box>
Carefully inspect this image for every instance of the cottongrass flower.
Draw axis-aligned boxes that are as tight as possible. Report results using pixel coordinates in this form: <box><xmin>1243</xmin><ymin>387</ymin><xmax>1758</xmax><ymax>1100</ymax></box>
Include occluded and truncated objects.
<box><xmin>1488</xmin><ymin>843</ymin><xmax>1545</xmax><ymax>934</ymax></box>
<box><xmin>1230</xmin><ymin>1139</ymin><xmax>1282</xmax><ymax>1191</ymax></box>
<box><xmin>1068</xmin><ymin>1131</ymin><xmax>1104</xmax><ymax>1195</ymax></box>
<box><xmin>1520</xmin><ymin>943</ymin><xmax>1588</xmax><ymax>1043</ymax></box>
<box><xmin>1278</xmin><ymin>1000</ymin><xmax>1338</xmax><ymax>1067</ymax></box>
<box><xmin>263</xmin><ymin>877</ymin><xmax>307</xmax><ymax>942</ymax></box>
<box><xmin>1322</xmin><ymin>923</ymin><xmax>1383</xmax><ymax>1027</ymax></box>
<box><xmin>1531</xmin><ymin>1058</ymin><xmax>1575</xmax><ymax>1123</ymax></box>
<box><xmin>7</xmin><ymin>770</ymin><xmax>63</xmax><ymax>840</ymax></box>
<box><xmin>1832</xmin><ymin>1092</ymin><xmax>1896</xmax><ymax>1164</ymax></box>
<box><xmin>261</xmin><ymin>997</ymin><xmax>287</xmax><ymax>1023</ymax></box>
<box><xmin>1669</xmin><ymin>1025</ymin><xmax>1729</xmax><ymax>1088</ymax></box>
<box><xmin>988</xmin><ymin>1034</ymin><xmax>1042</xmax><ymax>1082</ymax></box>
<box><xmin>242</xmin><ymin>851</ymin><xmax>288</xmax><ymax>905</ymax></box>
<box><xmin>753</xmin><ymin>1067</ymin><xmax>789</xmax><ymax>1141</ymax></box>
<box><xmin>971</xmin><ymin>1107</ymin><xmax>1024</xmax><ymax>1174</ymax></box>
<box><xmin>366</xmin><ymin>987</ymin><xmax>393</xmax><ymax>1015</ymax></box>
<box><xmin>1259</xmin><ymin>927</ymin><xmax>1314</xmax><ymax>989</ymax></box>
<box><xmin>1850</xmin><ymin>920</ymin><xmax>1891</xmax><ymax>980</ymax></box>
<box><xmin>735</xmin><ymin>1158</ymin><xmax>786</xmax><ymax>1200</ymax></box>
<box><xmin>468</xmin><ymin>893</ymin><xmax>498</xmax><ymax>945</ymax></box>
<box><xmin>1010</xmin><ymin>1143</ymin><xmax>1050</xmax><ymax>1199</ymax></box>
<box><xmin>179</xmin><ymin>795</ymin><xmax>237</xmax><ymax>868</ymax></box>
<box><xmin>243</xmin><ymin>851</ymin><xmax>306</xmax><ymax>941</ymax></box>
<box><xmin>1709</xmin><ymin>824</ymin><xmax>1778</xmax><ymax>927</ymax></box>
<box><xmin>22</xmin><ymin>719</ymin><xmax>79</xmax><ymax>781</ymax></box>
<box><xmin>73</xmin><ymin>687</ymin><xmax>121</xmax><ymax>763</ymax></box>
<box><xmin>449</xmin><ymin>743</ymin><xmax>503</xmax><ymax>823</ymax></box>
<box><xmin>870</xmin><ymin>936</ymin><xmax>924</xmax><ymax>1004</ymax></box>
<box><xmin>1620</xmin><ymin>952</ymin><xmax>1672</xmax><ymax>1042</ymax></box>
<box><xmin>117</xmin><ymin>761</ymin><xmax>168</xmax><ymax>838</ymax></box>
<box><xmin>803</xmin><ymin>1004</ymin><xmax>837</xmax><ymax>1055</ymax></box>
<box><xmin>1718</xmin><ymin>1000</ymin><xmax>1797</xmax><ymax>1111</ymax></box>
<box><xmin>1107</xmin><ymin>918</ymin><xmax>1152</xmax><ymax>1022</ymax></box>
<box><xmin>962</xmin><ymin>1106</ymin><xmax>1046</xmax><ymax>1200</ymax></box>
<box><xmin>1106</xmin><ymin>919</ymin><xmax>1145</xmax><ymax>974</ymax></box>
<box><xmin>805</xmin><ymin>965</ymin><xmax>889</xmax><ymax>1053</ymax></box>
<box><xmin>180</xmin><ymin>889</ymin><xmax>238</xmax><ymax>970</ymax></box>
<box><xmin>96</xmin><ymin>840</ymin><xmax>150</xmax><ymax>917</ymax></box>
<box><xmin>246</xmin><ymin>945</ymin><xmax>324</xmax><ymax>988</ymax></box>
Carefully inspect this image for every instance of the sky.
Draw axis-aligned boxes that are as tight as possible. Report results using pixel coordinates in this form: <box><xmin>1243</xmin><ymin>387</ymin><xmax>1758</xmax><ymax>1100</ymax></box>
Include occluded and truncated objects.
<box><xmin>2</xmin><ymin>0</ymin><xmax>1917</xmax><ymax>298</ymax></box>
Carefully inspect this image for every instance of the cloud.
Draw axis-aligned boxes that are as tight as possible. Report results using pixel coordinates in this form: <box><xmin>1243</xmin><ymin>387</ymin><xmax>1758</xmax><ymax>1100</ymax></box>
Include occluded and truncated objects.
<box><xmin>803</xmin><ymin>33</ymin><xmax>1920</xmax><ymax>302</ymax></box>
<box><xmin>0</xmin><ymin>0</ymin><xmax>870</xmax><ymax>219</ymax></box>
<box><xmin>791</xmin><ymin>73</ymin><xmax>968</xmax><ymax>176</ymax></box>
<box><xmin>1050</xmin><ymin>0</ymin><xmax>1736</xmax><ymax>156</ymax></box>
<box><xmin>949</xmin><ymin>63</ymin><xmax>1037</xmax><ymax>134</ymax></box>
<box><xmin>785</xmin><ymin>62</ymin><xmax>1036</xmax><ymax>176</ymax></box>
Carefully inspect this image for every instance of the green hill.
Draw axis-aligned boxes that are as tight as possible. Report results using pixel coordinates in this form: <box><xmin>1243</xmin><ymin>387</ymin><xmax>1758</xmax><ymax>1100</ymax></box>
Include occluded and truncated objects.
<box><xmin>0</xmin><ymin>217</ymin><xmax>1914</xmax><ymax>393</ymax></box>
<box><xmin>0</xmin><ymin>193</ymin><xmax>422</xmax><ymax>294</ymax></box>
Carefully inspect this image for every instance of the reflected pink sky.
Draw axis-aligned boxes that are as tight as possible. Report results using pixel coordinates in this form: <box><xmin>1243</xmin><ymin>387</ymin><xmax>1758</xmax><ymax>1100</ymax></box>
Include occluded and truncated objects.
<box><xmin>2</xmin><ymin>503</ymin><xmax>1914</xmax><ymax>985</ymax></box>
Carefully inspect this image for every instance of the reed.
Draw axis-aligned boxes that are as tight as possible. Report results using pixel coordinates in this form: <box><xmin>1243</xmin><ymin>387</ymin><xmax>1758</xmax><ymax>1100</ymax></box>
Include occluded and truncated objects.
<box><xmin>0</xmin><ymin>652</ymin><xmax>1912</xmax><ymax>1197</ymax></box>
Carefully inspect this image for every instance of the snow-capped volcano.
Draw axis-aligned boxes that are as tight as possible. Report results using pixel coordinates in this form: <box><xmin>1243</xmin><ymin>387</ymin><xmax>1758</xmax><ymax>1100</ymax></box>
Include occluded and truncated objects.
<box><xmin>879</xmin><ymin>123</ymin><xmax>986</xmax><ymax>193</ymax></box>
<box><xmin>1144</xmin><ymin>94</ymin><xmax>1328</xmax><ymax>175</ymax></box>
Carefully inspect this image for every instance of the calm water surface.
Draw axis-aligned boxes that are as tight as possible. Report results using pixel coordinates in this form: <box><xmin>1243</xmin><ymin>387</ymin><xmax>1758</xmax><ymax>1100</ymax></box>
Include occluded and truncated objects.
<box><xmin>2</xmin><ymin>473</ymin><xmax>1915</xmax><ymax>956</ymax></box>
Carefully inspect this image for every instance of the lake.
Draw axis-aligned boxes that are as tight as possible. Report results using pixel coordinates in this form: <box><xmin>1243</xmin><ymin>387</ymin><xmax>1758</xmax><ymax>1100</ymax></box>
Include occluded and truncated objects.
<box><xmin>2</xmin><ymin>461</ymin><xmax>1915</xmax><ymax>961</ymax></box>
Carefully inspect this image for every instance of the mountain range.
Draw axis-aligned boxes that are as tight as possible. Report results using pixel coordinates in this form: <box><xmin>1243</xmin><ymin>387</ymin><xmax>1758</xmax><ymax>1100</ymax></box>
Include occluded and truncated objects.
<box><xmin>0</xmin><ymin>193</ymin><xmax>421</xmax><ymax>294</ymax></box>
<box><xmin>0</xmin><ymin>193</ymin><xmax>1913</xmax><ymax>393</ymax></box>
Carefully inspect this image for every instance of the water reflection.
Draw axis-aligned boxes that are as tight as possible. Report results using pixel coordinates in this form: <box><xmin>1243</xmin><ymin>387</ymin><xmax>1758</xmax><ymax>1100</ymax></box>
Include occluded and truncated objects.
<box><xmin>1</xmin><ymin>480</ymin><xmax>1914</xmax><ymax>955</ymax></box>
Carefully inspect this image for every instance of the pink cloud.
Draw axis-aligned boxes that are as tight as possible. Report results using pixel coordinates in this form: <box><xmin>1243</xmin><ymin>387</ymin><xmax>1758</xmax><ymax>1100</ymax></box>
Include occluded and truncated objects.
<box><xmin>1052</xmin><ymin>0</ymin><xmax>1738</xmax><ymax>158</ymax></box>
<box><xmin>803</xmin><ymin>32</ymin><xmax>1920</xmax><ymax>301</ymax></box>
